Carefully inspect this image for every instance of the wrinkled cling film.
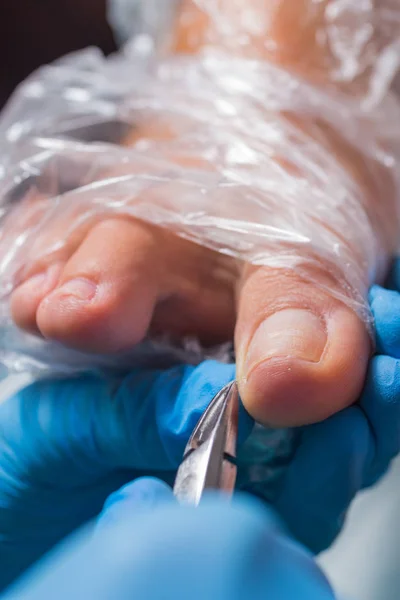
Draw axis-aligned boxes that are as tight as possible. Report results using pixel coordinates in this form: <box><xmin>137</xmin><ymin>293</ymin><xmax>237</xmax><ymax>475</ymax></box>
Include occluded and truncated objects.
<box><xmin>0</xmin><ymin>0</ymin><xmax>400</xmax><ymax>379</ymax></box>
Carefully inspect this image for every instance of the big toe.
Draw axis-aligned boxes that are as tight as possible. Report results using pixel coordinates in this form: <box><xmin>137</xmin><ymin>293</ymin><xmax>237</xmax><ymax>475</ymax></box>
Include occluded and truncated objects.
<box><xmin>235</xmin><ymin>266</ymin><xmax>371</xmax><ymax>427</ymax></box>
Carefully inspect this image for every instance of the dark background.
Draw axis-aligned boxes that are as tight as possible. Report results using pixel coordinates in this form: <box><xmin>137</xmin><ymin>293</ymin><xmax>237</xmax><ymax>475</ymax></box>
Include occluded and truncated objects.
<box><xmin>0</xmin><ymin>0</ymin><xmax>117</xmax><ymax>109</ymax></box>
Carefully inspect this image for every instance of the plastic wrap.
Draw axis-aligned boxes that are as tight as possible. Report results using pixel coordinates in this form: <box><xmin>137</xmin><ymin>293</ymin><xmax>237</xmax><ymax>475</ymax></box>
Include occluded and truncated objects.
<box><xmin>0</xmin><ymin>0</ymin><xmax>400</xmax><ymax>377</ymax></box>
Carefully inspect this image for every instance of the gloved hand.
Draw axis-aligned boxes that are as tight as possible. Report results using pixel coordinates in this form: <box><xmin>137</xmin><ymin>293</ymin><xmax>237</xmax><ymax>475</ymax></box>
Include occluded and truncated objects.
<box><xmin>0</xmin><ymin>360</ymin><xmax>250</xmax><ymax>591</ymax></box>
<box><xmin>3</xmin><ymin>478</ymin><xmax>335</xmax><ymax>600</ymax></box>
<box><xmin>1</xmin><ymin>264</ymin><xmax>400</xmax><ymax>592</ymax></box>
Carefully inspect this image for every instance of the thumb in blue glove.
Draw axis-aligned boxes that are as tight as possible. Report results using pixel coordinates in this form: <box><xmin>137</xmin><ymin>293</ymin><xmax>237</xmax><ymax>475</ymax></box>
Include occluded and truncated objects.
<box><xmin>3</xmin><ymin>478</ymin><xmax>335</xmax><ymax>600</ymax></box>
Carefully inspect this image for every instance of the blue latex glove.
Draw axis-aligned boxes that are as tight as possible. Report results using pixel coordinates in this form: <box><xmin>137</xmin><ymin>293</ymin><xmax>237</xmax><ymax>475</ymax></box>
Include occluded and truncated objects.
<box><xmin>0</xmin><ymin>361</ymin><xmax>251</xmax><ymax>591</ymax></box>
<box><xmin>3</xmin><ymin>478</ymin><xmax>335</xmax><ymax>600</ymax></box>
<box><xmin>1</xmin><ymin>263</ymin><xmax>400</xmax><ymax>590</ymax></box>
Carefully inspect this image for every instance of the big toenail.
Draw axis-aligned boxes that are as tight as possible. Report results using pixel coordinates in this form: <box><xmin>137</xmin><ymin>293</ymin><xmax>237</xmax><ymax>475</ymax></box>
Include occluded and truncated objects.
<box><xmin>56</xmin><ymin>278</ymin><xmax>97</xmax><ymax>301</ymax></box>
<box><xmin>244</xmin><ymin>309</ymin><xmax>327</xmax><ymax>376</ymax></box>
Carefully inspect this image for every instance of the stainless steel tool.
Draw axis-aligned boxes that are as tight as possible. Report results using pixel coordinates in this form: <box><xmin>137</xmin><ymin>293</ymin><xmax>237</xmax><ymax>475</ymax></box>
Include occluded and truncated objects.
<box><xmin>173</xmin><ymin>381</ymin><xmax>239</xmax><ymax>506</ymax></box>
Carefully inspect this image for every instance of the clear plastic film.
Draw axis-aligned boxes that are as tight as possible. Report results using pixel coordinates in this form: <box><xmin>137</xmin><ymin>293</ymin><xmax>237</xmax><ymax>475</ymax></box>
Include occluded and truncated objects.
<box><xmin>1</xmin><ymin>0</ymin><xmax>400</xmax><ymax>376</ymax></box>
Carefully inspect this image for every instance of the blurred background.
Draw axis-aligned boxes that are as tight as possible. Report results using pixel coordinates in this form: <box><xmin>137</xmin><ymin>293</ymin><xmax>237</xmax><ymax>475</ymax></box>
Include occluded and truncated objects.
<box><xmin>0</xmin><ymin>0</ymin><xmax>116</xmax><ymax>109</ymax></box>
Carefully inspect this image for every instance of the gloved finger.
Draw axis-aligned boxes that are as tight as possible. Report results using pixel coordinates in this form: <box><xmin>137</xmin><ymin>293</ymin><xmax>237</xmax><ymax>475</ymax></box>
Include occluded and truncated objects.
<box><xmin>274</xmin><ymin>407</ymin><xmax>370</xmax><ymax>554</ymax></box>
<box><xmin>8</xmin><ymin>360</ymin><xmax>250</xmax><ymax>478</ymax></box>
<box><xmin>384</xmin><ymin>256</ymin><xmax>400</xmax><ymax>292</ymax></box>
<box><xmin>101</xmin><ymin>360</ymin><xmax>251</xmax><ymax>469</ymax></box>
<box><xmin>96</xmin><ymin>478</ymin><xmax>175</xmax><ymax>532</ymax></box>
<box><xmin>4</xmin><ymin>496</ymin><xmax>334</xmax><ymax>600</ymax></box>
<box><xmin>359</xmin><ymin>355</ymin><xmax>400</xmax><ymax>485</ymax></box>
<box><xmin>275</xmin><ymin>353</ymin><xmax>400</xmax><ymax>554</ymax></box>
<box><xmin>369</xmin><ymin>285</ymin><xmax>400</xmax><ymax>357</ymax></box>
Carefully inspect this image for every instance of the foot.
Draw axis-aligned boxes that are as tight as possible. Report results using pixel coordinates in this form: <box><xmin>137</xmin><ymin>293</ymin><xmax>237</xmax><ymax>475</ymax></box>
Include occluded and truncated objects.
<box><xmin>8</xmin><ymin>183</ymin><xmax>371</xmax><ymax>427</ymax></box>
<box><xmin>6</xmin><ymin>0</ymin><xmax>398</xmax><ymax>428</ymax></box>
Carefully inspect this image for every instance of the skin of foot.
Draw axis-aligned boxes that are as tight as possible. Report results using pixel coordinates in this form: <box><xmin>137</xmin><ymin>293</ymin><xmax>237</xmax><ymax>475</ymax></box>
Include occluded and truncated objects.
<box><xmin>7</xmin><ymin>0</ymin><xmax>399</xmax><ymax>427</ymax></box>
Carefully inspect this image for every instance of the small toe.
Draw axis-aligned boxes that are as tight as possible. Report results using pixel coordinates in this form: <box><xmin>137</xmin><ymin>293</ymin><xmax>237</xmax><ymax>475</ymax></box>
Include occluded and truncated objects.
<box><xmin>10</xmin><ymin>263</ymin><xmax>64</xmax><ymax>335</ymax></box>
<box><xmin>36</xmin><ymin>218</ymin><xmax>161</xmax><ymax>352</ymax></box>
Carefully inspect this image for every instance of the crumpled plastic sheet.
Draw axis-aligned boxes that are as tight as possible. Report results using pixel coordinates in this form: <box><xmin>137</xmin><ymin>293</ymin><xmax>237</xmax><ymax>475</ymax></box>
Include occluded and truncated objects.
<box><xmin>0</xmin><ymin>0</ymin><xmax>400</xmax><ymax>513</ymax></box>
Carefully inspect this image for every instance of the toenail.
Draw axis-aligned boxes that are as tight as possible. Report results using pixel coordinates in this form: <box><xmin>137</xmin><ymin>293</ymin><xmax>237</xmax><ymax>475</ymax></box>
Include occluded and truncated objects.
<box><xmin>243</xmin><ymin>309</ymin><xmax>327</xmax><ymax>377</ymax></box>
<box><xmin>24</xmin><ymin>263</ymin><xmax>62</xmax><ymax>294</ymax></box>
<box><xmin>56</xmin><ymin>278</ymin><xmax>97</xmax><ymax>302</ymax></box>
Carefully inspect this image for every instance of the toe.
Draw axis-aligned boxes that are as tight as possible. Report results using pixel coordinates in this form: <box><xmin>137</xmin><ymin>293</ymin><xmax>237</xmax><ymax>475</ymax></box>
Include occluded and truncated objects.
<box><xmin>36</xmin><ymin>218</ymin><xmax>161</xmax><ymax>352</ymax></box>
<box><xmin>10</xmin><ymin>263</ymin><xmax>64</xmax><ymax>334</ymax></box>
<box><xmin>235</xmin><ymin>266</ymin><xmax>371</xmax><ymax>427</ymax></box>
<box><xmin>8</xmin><ymin>192</ymin><xmax>97</xmax><ymax>336</ymax></box>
